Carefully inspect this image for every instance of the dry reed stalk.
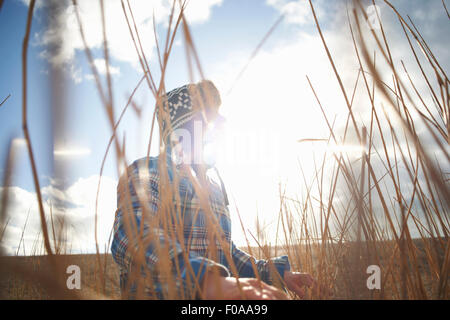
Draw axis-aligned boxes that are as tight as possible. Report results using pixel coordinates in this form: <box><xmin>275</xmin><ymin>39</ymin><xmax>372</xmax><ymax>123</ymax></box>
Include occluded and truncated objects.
<box><xmin>1</xmin><ymin>0</ymin><xmax>448</xmax><ymax>300</ymax></box>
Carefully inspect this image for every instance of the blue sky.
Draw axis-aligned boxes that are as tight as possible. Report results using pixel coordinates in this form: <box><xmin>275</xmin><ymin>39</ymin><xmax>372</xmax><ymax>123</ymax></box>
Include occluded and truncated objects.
<box><xmin>0</xmin><ymin>0</ymin><xmax>448</xmax><ymax>255</ymax></box>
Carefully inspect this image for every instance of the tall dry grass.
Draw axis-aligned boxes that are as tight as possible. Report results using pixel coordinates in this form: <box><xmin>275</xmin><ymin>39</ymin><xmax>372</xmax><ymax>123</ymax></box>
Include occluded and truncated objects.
<box><xmin>0</xmin><ymin>0</ymin><xmax>448</xmax><ymax>300</ymax></box>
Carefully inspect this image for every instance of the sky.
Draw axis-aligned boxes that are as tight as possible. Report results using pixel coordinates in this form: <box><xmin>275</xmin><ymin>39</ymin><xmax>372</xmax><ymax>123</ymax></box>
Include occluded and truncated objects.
<box><xmin>0</xmin><ymin>0</ymin><xmax>448</xmax><ymax>255</ymax></box>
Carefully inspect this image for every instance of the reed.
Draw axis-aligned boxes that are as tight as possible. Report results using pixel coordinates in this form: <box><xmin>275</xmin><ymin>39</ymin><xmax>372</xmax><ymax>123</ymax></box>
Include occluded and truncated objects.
<box><xmin>0</xmin><ymin>0</ymin><xmax>448</xmax><ymax>300</ymax></box>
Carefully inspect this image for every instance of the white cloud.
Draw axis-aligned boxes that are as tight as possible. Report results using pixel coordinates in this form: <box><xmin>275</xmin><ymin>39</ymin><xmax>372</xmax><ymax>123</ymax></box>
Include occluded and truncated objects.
<box><xmin>24</xmin><ymin>0</ymin><xmax>222</xmax><ymax>82</ymax></box>
<box><xmin>19</xmin><ymin>0</ymin><xmax>45</xmax><ymax>9</ymax></box>
<box><xmin>69</xmin><ymin>62</ymin><xmax>83</xmax><ymax>84</ymax></box>
<box><xmin>266</xmin><ymin>0</ymin><xmax>325</xmax><ymax>25</ymax></box>
<box><xmin>268</xmin><ymin>0</ymin><xmax>310</xmax><ymax>25</ymax></box>
<box><xmin>84</xmin><ymin>59</ymin><xmax>120</xmax><ymax>81</ymax></box>
<box><xmin>53</xmin><ymin>147</ymin><xmax>91</xmax><ymax>157</ymax></box>
<box><xmin>93</xmin><ymin>58</ymin><xmax>120</xmax><ymax>76</ymax></box>
<box><xmin>181</xmin><ymin>0</ymin><xmax>222</xmax><ymax>24</ymax></box>
<box><xmin>0</xmin><ymin>175</ymin><xmax>117</xmax><ymax>255</ymax></box>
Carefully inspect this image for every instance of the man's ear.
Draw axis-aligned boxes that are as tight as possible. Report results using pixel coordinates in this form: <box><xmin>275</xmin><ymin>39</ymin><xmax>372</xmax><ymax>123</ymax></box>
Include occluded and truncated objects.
<box><xmin>198</xmin><ymin>80</ymin><xmax>221</xmax><ymax>121</ymax></box>
<box><xmin>189</xmin><ymin>80</ymin><xmax>221</xmax><ymax>125</ymax></box>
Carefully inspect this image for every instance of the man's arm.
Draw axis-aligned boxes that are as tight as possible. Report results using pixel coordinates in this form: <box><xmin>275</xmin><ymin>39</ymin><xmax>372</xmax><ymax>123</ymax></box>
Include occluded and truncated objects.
<box><xmin>230</xmin><ymin>242</ymin><xmax>290</xmax><ymax>288</ymax></box>
<box><xmin>198</xmin><ymin>242</ymin><xmax>291</xmax><ymax>299</ymax></box>
<box><xmin>230</xmin><ymin>243</ymin><xmax>317</xmax><ymax>298</ymax></box>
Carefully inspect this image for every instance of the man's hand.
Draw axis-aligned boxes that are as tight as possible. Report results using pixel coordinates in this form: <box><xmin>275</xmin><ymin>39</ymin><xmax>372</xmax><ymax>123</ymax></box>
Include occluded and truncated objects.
<box><xmin>283</xmin><ymin>271</ymin><xmax>315</xmax><ymax>299</ymax></box>
<box><xmin>202</xmin><ymin>274</ymin><xmax>288</xmax><ymax>300</ymax></box>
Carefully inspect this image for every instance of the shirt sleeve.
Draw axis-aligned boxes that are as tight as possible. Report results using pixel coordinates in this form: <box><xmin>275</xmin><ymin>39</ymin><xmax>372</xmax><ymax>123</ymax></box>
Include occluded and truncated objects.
<box><xmin>110</xmin><ymin>160</ymin><xmax>229</xmax><ymax>299</ymax></box>
<box><xmin>230</xmin><ymin>241</ymin><xmax>290</xmax><ymax>288</ymax></box>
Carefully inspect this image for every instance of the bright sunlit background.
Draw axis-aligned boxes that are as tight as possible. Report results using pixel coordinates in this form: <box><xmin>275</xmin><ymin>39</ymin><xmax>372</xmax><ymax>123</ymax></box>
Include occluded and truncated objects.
<box><xmin>0</xmin><ymin>0</ymin><xmax>448</xmax><ymax>255</ymax></box>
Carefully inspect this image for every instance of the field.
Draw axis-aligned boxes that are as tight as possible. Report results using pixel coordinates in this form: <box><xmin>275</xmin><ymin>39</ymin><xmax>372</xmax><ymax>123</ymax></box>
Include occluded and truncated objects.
<box><xmin>0</xmin><ymin>239</ymin><xmax>447</xmax><ymax>299</ymax></box>
<box><xmin>0</xmin><ymin>254</ymin><xmax>120</xmax><ymax>299</ymax></box>
<box><xmin>0</xmin><ymin>0</ymin><xmax>449</xmax><ymax>300</ymax></box>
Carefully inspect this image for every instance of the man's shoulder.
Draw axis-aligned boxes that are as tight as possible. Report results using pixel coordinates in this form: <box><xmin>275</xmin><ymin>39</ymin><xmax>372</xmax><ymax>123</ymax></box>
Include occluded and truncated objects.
<box><xmin>116</xmin><ymin>157</ymin><xmax>163</xmax><ymax>201</ymax></box>
<box><xmin>120</xmin><ymin>156</ymin><xmax>161</xmax><ymax>182</ymax></box>
<box><xmin>131</xmin><ymin>156</ymin><xmax>160</xmax><ymax>172</ymax></box>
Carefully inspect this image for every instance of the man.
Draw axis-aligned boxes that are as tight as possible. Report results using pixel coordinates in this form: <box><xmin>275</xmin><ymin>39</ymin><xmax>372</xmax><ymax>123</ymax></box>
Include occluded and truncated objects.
<box><xmin>111</xmin><ymin>80</ymin><xmax>314</xmax><ymax>299</ymax></box>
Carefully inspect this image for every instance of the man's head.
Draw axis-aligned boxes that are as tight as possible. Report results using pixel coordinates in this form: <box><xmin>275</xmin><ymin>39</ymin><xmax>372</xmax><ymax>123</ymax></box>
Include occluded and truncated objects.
<box><xmin>158</xmin><ymin>80</ymin><xmax>223</xmax><ymax>166</ymax></box>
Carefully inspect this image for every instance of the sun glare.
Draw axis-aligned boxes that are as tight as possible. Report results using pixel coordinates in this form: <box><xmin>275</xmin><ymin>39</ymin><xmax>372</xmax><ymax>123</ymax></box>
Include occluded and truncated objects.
<box><xmin>53</xmin><ymin>147</ymin><xmax>91</xmax><ymax>157</ymax></box>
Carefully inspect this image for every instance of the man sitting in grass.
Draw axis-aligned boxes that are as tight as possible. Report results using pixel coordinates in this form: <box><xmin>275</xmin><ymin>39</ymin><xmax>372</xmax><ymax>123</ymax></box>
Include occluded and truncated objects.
<box><xmin>111</xmin><ymin>80</ymin><xmax>314</xmax><ymax>299</ymax></box>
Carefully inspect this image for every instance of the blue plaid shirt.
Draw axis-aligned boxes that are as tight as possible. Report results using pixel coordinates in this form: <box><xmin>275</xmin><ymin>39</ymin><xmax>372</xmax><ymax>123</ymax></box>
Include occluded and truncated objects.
<box><xmin>111</xmin><ymin>152</ymin><xmax>290</xmax><ymax>299</ymax></box>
